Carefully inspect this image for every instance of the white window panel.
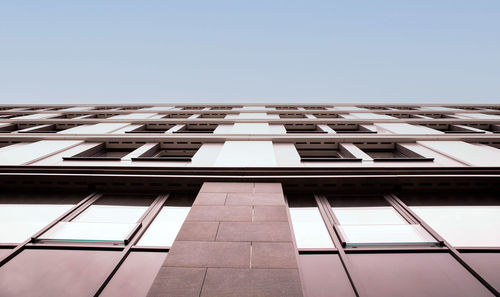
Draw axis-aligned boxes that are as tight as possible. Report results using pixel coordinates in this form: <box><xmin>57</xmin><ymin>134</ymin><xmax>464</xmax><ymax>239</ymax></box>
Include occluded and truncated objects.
<box><xmin>0</xmin><ymin>204</ymin><xmax>73</xmax><ymax>243</ymax></box>
<box><xmin>73</xmin><ymin>205</ymin><xmax>148</xmax><ymax>224</ymax></box>
<box><xmin>410</xmin><ymin>206</ymin><xmax>500</xmax><ymax>247</ymax></box>
<box><xmin>332</xmin><ymin>206</ymin><xmax>407</xmax><ymax>225</ymax></box>
<box><xmin>137</xmin><ymin>206</ymin><xmax>191</xmax><ymax>246</ymax></box>
<box><xmin>339</xmin><ymin>224</ymin><xmax>437</xmax><ymax>246</ymax></box>
<box><xmin>289</xmin><ymin>207</ymin><xmax>334</xmax><ymax>249</ymax></box>
<box><xmin>39</xmin><ymin>222</ymin><xmax>136</xmax><ymax>244</ymax></box>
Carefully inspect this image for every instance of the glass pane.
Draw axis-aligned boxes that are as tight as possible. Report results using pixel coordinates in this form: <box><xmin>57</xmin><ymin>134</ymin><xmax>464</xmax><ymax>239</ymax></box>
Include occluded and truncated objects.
<box><xmin>289</xmin><ymin>208</ymin><xmax>334</xmax><ymax>248</ymax></box>
<box><xmin>0</xmin><ymin>204</ymin><xmax>73</xmax><ymax>243</ymax></box>
<box><xmin>410</xmin><ymin>206</ymin><xmax>500</xmax><ymax>247</ymax></box>
<box><xmin>137</xmin><ymin>206</ymin><xmax>190</xmax><ymax>246</ymax></box>
<box><xmin>74</xmin><ymin>205</ymin><xmax>148</xmax><ymax>224</ymax></box>
<box><xmin>332</xmin><ymin>206</ymin><xmax>407</xmax><ymax>225</ymax></box>
<box><xmin>339</xmin><ymin>224</ymin><xmax>437</xmax><ymax>246</ymax></box>
<box><xmin>38</xmin><ymin>222</ymin><xmax>136</xmax><ymax>244</ymax></box>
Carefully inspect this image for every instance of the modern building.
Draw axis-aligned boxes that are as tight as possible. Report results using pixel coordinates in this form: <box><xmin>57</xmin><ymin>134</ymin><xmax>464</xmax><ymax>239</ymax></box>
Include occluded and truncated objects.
<box><xmin>0</xmin><ymin>104</ymin><xmax>499</xmax><ymax>297</ymax></box>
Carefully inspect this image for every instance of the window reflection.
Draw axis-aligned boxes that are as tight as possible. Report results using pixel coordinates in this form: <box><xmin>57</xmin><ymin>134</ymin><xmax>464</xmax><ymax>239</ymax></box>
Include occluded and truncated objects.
<box><xmin>288</xmin><ymin>194</ymin><xmax>334</xmax><ymax>249</ymax></box>
<box><xmin>329</xmin><ymin>195</ymin><xmax>437</xmax><ymax>246</ymax></box>
<box><xmin>38</xmin><ymin>194</ymin><xmax>154</xmax><ymax>245</ymax></box>
<box><xmin>137</xmin><ymin>193</ymin><xmax>194</xmax><ymax>247</ymax></box>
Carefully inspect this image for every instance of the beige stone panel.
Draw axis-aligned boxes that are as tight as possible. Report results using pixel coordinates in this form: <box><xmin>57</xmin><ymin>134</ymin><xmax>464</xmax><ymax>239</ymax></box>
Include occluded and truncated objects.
<box><xmin>419</xmin><ymin>141</ymin><xmax>500</xmax><ymax>166</ymax></box>
<box><xmin>273</xmin><ymin>143</ymin><xmax>301</xmax><ymax>166</ymax></box>
<box><xmin>0</xmin><ymin>140</ymin><xmax>82</xmax><ymax>165</ymax></box>
<box><xmin>375</xmin><ymin>123</ymin><xmax>443</xmax><ymax>134</ymax></box>
<box><xmin>190</xmin><ymin>143</ymin><xmax>224</xmax><ymax>166</ymax></box>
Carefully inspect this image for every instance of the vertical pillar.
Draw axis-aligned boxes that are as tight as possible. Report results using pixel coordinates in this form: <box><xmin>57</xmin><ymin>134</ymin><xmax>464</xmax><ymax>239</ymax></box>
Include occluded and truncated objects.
<box><xmin>147</xmin><ymin>182</ymin><xmax>303</xmax><ymax>297</ymax></box>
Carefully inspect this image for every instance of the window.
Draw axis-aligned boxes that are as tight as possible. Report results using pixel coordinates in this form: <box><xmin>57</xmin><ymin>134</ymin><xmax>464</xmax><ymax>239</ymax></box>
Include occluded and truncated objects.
<box><xmin>38</xmin><ymin>194</ymin><xmax>155</xmax><ymax>244</ymax></box>
<box><xmin>0</xmin><ymin>249</ymin><xmax>121</xmax><ymax>297</ymax></box>
<box><xmin>303</xmin><ymin>106</ymin><xmax>327</xmax><ymax>110</ymax></box>
<box><xmin>313</xmin><ymin>113</ymin><xmax>340</xmax><ymax>118</ymax></box>
<box><xmin>161</xmin><ymin>113</ymin><xmax>193</xmax><ymax>118</ymax></box>
<box><xmin>270</xmin><ymin>106</ymin><xmax>299</xmax><ymax>110</ymax></box>
<box><xmin>63</xmin><ymin>143</ymin><xmax>137</xmax><ymax>161</ymax></box>
<box><xmin>347</xmin><ymin>253</ymin><xmax>493</xmax><ymax>297</ymax></box>
<box><xmin>296</xmin><ymin>144</ymin><xmax>361</xmax><ymax>162</ymax></box>
<box><xmin>125</xmin><ymin>124</ymin><xmax>176</xmax><ymax>133</ymax></box>
<box><xmin>132</xmin><ymin>143</ymin><xmax>199</xmax><ymax>161</ymax></box>
<box><xmin>17</xmin><ymin>124</ymin><xmax>81</xmax><ymax>133</ymax></box>
<box><xmin>360</xmin><ymin>143</ymin><xmax>434</xmax><ymax>161</ymax></box>
<box><xmin>0</xmin><ymin>192</ymin><xmax>83</xmax><ymax>243</ymax></box>
<box><xmin>100</xmin><ymin>252</ymin><xmax>168</xmax><ymax>297</ymax></box>
<box><xmin>328</xmin><ymin>195</ymin><xmax>437</xmax><ymax>246</ymax></box>
<box><xmin>328</xmin><ymin>124</ymin><xmax>376</xmax><ymax>133</ymax></box>
<box><xmin>211</xmin><ymin>106</ymin><xmax>240</xmax><ymax>110</ymax></box>
<box><xmin>403</xmin><ymin>193</ymin><xmax>500</xmax><ymax>247</ymax></box>
<box><xmin>422</xmin><ymin>124</ymin><xmax>486</xmax><ymax>133</ymax></box>
<box><xmin>179</xmin><ymin>106</ymin><xmax>204</xmax><ymax>110</ymax></box>
<box><xmin>287</xmin><ymin>194</ymin><xmax>334</xmax><ymax>249</ymax></box>
<box><xmin>285</xmin><ymin>124</ymin><xmax>327</xmax><ymax>134</ymax></box>
<box><xmin>279</xmin><ymin>113</ymin><xmax>307</xmax><ymax>118</ymax></box>
<box><xmin>173</xmin><ymin>124</ymin><xmax>217</xmax><ymax>133</ymax></box>
<box><xmin>198</xmin><ymin>113</ymin><xmax>227</xmax><ymax>118</ymax></box>
<box><xmin>137</xmin><ymin>193</ymin><xmax>194</xmax><ymax>247</ymax></box>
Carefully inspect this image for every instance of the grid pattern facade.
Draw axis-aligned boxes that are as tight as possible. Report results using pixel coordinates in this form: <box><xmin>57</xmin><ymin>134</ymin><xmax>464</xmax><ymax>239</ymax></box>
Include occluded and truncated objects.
<box><xmin>0</xmin><ymin>104</ymin><xmax>499</xmax><ymax>297</ymax></box>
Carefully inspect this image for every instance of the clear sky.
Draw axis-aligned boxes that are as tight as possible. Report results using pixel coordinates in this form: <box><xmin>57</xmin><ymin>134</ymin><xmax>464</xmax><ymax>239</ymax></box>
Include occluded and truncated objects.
<box><xmin>0</xmin><ymin>1</ymin><xmax>499</xmax><ymax>104</ymax></box>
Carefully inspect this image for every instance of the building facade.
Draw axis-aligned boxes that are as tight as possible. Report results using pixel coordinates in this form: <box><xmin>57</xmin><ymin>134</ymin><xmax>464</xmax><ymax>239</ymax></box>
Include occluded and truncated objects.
<box><xmin>0</xmin><ymin>104</ymin><xmax>499</xmax><ymax>297</ymax></box>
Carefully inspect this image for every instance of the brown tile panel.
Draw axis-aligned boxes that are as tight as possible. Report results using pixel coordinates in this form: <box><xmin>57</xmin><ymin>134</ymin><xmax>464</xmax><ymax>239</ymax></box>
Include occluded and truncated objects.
<box><xmin>187</xmin><ymin>205</ymin><xmax>252</xmax><ymax>222</ymax></box>
<box><xmin>193</xmin><ymin>193</ymin><xmax>227</xmax><ymax>206</ymax></box>
<box><xmin>148</xmin><ymin>182</ymin><xmax>301</xmax><ymax>297</ymax></box>
<box><xmin>175</xmin><ymin>221</ymin><xmax>219</xmax><ymax>241</ymax></box>
<box><xmin>225</xmin><ymin>193</ymin><xmax>285</xmax><ymax>206</ymax></box>
<box><xmin>216</xmin><ymin>222</ymin><xmax>293</xmax><ymax>242</ymax></box>
<box><xmin>147</xmin><ymin>267</ymin><xmax>206</xmax><ymax>297</ymax></box>
<box><xmin>200</xmin><ymin>182</ymin><xmax>255</xmax><ymax>193</ymax></box>
<box><xmin>200</xmin><ymin>268</ymin><xmax>302</xmax><ymax>297</ymax></box>
<box><xmin>165</xmin><ymin>241</ymin><xmax>251</xmax><ymax>268</ymax></box>
<box><xmin>253</xmin><ymin>206</ymin><xmax>288</xmax><ymax>222</ymax></box>
<box><xmin>251</xmin><ymin>242</ymin><xmax>297</xmax><ymax>268</ymax></box>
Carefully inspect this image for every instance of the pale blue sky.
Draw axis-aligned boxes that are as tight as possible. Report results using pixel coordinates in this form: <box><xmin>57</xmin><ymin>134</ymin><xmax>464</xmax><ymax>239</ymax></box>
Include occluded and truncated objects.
<box><xmin>0</xmin><ymin>1</ymin><xmax>499</xmax><ymax>104</ymax></box>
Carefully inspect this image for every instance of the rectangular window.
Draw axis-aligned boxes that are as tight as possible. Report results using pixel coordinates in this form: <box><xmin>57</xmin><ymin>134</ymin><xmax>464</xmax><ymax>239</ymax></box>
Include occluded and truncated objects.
<box><xmin>132</xmin><ymin>143</ymin><xmax>199</xmax><ymax>161</ymax></box>
<box><xmin>161</xmin><ymin>113</ymin><xmax>193</xmax><ymax>118</ymax></box>
<box><xmin>38</xmin><ymin>194</ymin><xmax>155</xmax><ymax>245</ymax></box>
<box><xmin>285</xmin><ymin>124</ymin><xmax>327</xmax><ymax>134</ymax></box>
<box><xmin>312</xmin><ymin>113</ymin><xmax>340</xmax><ymax>118</ymax></box>
<box><xmin>137</xmin><ymin>193</ymin><xmax>194</xmax><ymax>247</ymax></box>
<box><xmin>125</xmin><ymin>124</ymin><xmax>176</xmax><ymax>133</ymax></box>
<box><xmin>279</xmin><ymin>113</ymin><xmax>307</xmax><ymax>118</ymax></box>
<box><xmin>17</xmin><ymin>124</ymin><xmax>81</xmax><ymax>133</ymax></box>
<box><xmin>403</xmin><ymin>193</ymin><xmax>500</xmax><ymax>247</ymax></box>
<box><xmin>296</xmin><ymin>144</ymin><xmax>361</xmax><ymax>162</ymax></box>
<box><xmin>0</xmin><ymin>192</ymin><xmax>83</xmax><ymax>243</ymax></box>
<box><xmin>329</xmin><ymin>195</ymin><xmax>437</xmax><ymax>246</ymax></box>
<box><xmin>287</xmin><ymin>194</ymin><xmax>334</xmax><ymax>249</ymax></box>
<box><xmin>360</xmin><ymin>143</ymin><xmax>434</xmax><ymax>161</ymax></box>
<box><xmin>422</xmin><ymin>124</ymin><xmax>486</xmax><ymax>133</ymax></box>
<box><xmin>63</xmin><ymin>143</ymin><xmax>137</xmax><ymax>161</ymax></box>
<box><xmin>173</xmin><ymin>124</ymin><xmax>217</xmax><ymax>133</ymax></box>
<box><xmin>198</xmin><ymin>113</ymin><xmax>227</xmax><ymax>118</ymax></box>
<box><xmin>328</xmin><ymin>124</ymin><xmax>376</xmax><ymax>133</ymax></box>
